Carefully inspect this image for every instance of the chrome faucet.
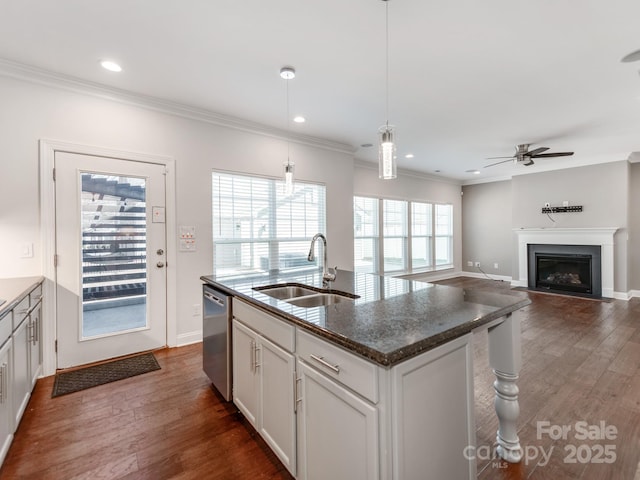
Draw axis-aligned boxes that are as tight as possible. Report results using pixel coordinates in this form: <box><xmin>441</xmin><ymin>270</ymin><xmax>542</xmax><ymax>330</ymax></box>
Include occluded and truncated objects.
<box><xmin>307</xmin><ymin>233</ymin><xmax>337</xmax><ymax>286</ymax></box>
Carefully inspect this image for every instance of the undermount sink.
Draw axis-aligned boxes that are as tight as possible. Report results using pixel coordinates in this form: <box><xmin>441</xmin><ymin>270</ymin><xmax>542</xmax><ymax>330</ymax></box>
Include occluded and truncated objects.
<box><xmin>253</xmin><ymin>283</ymin><xmax>358</xmax><ymax>307</ymax></box>
<box><xmin>285</xmin><ymin>293</ymin><xmax>353</xmax><ymax>307</ymax></box>
<box><xmin>254</xmin><ymin>285</ymin><xmax>319</xmax><ymax>300</ymax></box>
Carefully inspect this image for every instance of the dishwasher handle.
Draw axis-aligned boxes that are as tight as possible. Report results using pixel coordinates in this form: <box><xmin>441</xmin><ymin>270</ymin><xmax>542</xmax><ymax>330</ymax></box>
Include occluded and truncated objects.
<box><xmin>204</xmin><ymin>290</ymin><xmax>226</xmax><ymax>307</ymax></box>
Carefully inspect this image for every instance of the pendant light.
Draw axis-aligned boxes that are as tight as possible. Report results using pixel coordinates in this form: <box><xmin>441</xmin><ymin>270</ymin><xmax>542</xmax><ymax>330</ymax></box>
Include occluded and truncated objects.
<box><xmin>378</xmin><ymin>0</ymin><xmax>397</xmax><ymax>180</ymax></box>
<box><xmin>280</xmin><ymin>66</ymin><xmax>296</xmax><ymax>194</ymax></box>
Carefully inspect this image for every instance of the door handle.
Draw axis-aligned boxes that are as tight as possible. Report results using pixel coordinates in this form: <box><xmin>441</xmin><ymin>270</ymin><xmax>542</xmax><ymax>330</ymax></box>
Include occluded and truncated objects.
<box><xmin>156</xmin><ymin>249</ymin><xmax>164</xmax><ymax>255</ymax></box>
<box><xmin>156</xmin><ymin>261</ymin><xmax>165</xmax><ymax>268</ymax></box>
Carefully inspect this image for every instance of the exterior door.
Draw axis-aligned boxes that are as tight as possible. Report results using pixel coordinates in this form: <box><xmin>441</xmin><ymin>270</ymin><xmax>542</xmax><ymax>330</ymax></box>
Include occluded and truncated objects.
<box><xmin>55</xmin><ymin>151</ymin><xmax>167</xmax><ymax>368</ymax></box>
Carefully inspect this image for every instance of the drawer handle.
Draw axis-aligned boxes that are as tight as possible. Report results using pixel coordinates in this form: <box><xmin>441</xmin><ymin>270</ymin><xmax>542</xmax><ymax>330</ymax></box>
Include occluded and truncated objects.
<box><xmin>309</xmin><ymin>354</ymin><xmax>340</xmax><ymax>374</ymax></box>
<box><xmin>0</xmin><ymin>363</ymin><xmax>6</xmax><ymax>404</ymax></box>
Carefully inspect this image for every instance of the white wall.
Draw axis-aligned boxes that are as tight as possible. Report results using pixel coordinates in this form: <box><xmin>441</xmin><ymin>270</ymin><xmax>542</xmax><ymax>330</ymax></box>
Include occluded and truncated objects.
<box><xmin>353</xmin><ymin>161</ymin><xmax>463</xmax><ymax>277</ymax></box>
<box><xmin>0</xmin><ymin>74</ymin><xmax>354</xmax><ymax>343</ymax></box>
<box><xmin>462</xmin><ymin>161</ymin><xmax>631</xmax><ymax>294</ymax></box>
<box><xmin>461</xmin><ymin>181</ymin><xmax>512</xmax><ymax>276</ymax></box>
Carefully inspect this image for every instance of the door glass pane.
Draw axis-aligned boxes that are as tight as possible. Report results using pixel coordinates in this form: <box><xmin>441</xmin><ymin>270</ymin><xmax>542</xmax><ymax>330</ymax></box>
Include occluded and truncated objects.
<box><xmin>81</xmin><ymin>173</ymin><xmax>148</xmax><ymax>338</ymax></box>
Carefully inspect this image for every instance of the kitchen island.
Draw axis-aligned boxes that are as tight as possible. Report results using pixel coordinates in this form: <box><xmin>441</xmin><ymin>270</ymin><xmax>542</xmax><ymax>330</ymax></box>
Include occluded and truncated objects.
<box><xmin>201</xmin><ymin>269</ymin><xmax>530</xmax><ymax>479</ymax></box>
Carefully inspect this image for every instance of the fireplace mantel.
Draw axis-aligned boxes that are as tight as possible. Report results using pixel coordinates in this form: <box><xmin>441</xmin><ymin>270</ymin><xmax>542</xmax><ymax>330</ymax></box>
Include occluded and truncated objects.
<box><xmin>513</xmin><ymin>227</ymin><xmax>618</xmax><ymax>298</ymax></box>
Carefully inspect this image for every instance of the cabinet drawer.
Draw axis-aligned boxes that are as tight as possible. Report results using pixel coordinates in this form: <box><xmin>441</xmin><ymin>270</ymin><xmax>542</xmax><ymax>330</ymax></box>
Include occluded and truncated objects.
<box><xmin>12</xmin><ymin>295</ymin><xmax>30</xmax><ymax>331</ymax></box>
<box><xmin>234</xmin><ymin>300</ymin><xmax>295</xmax><ymax>353</ymax></box>
<box><xmin>30</xmin><ymin>284</ymin><xmax>43</xmax><ymax>305</ymax></box>
<box><xmin>297</xmin><ymin>328</ymin><xmax>378</xmax><ymax>403</ymax></box>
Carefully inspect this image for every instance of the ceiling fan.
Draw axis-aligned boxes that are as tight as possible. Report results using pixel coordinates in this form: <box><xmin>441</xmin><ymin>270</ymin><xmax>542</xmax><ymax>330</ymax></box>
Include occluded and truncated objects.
<box><xmin>484</xmin><ymin>144</ymin><xmax>574</xmax><ymax>168</ymax></box>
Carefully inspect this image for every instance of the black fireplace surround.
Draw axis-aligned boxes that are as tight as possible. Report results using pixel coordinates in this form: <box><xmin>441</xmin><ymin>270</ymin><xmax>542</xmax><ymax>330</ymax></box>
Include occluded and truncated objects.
<box><xmin>527</xmin><ymin>244</ymin><xmax>602</xmax><ymax>298</ymax></box>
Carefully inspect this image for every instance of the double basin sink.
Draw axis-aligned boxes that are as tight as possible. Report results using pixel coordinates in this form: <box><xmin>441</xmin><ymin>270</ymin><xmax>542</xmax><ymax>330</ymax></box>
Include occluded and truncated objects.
<box><xmin>253</xmin><ymin>283</ymin><xmax>359</xmax><ymax>308</ymax></box>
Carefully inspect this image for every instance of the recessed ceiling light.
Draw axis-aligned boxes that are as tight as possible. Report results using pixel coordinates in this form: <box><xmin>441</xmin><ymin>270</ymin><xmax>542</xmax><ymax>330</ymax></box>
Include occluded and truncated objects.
<box><xmin>361</xmin><ymin>143</ymin><xmax>374</xmax><ymax>148</ymax></box>
<box><xmin>293</xmin><ymin>116</ymin><xmax>306</xmax><ymax>123</ymax></box>
<box><xmin>405</xmin><ymin>154</ymin><xmax>414</xmax><ymax>159</ymax></box>
<box><xmin>465</xmin><ymin>169</ymin><xmax>481</xmax><ymax>175</ymax></box>
<box><xmin>100</xmin><ymin>60</ymin><xmax>122</xmax><ymax>72</ymax></box>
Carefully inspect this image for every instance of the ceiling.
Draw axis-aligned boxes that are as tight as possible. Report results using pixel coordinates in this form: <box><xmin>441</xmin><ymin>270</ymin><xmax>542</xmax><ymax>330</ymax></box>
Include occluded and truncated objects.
<box><xmin>1</xmin><ymin>0</ymin><xmax>640</xmax><ymax>182</ymax></box>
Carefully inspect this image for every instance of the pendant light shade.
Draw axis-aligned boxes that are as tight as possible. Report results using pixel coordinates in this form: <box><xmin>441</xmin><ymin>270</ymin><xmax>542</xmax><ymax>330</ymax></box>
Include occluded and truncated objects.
<box><xmin>281</xmin><ymin>66</ymin><xmax>296</xmax><ymax>193</ymax></box>
<box><xmin>284</xmin><ymin>161</ymin><xmax>295</xmax><ymax>195</ymax></box>
<box><xmin>378</xmin><ymin>0</ymin><xmax>397</xmax><ymax>180</ymax></box>
<box><xmin>379</xmin><ymin>125</ymin><xmax>396</xmax><ymax>179</ymax></box>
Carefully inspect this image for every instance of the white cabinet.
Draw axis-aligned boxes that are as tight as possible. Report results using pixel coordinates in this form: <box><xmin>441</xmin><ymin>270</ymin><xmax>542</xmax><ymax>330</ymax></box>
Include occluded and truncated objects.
<box><xmin>232</xmin><ymin>300</ymin><xmax>297</xmax><ymax>476</ymax></box>
<box><xmin>232</xmin><ymin>320</ymin><xmax>260</xmax><ymax>426</ymax></box>
<box><xmin>12</xmin><ymin>316</ymin><xmax>30</xmax><ymax>427</ymax></box>
<box><xmin>27</xmin><ymin>300</ymin><xmax>42</xmax><ymax>389</ymax></box>
<box><xmin>296</xmin><ymin>360</ymin><xmax>379</xmax><ymax>480</ymax></box>
<box><xmin>391</xmin><ymin>334</ymin><xmax>475</xmax><ymax>480</ymax></box>
<box><xmin>230</xmin><ymin>297</ymin><xmax>476</xmax><ymax>480</ymax></box>
<box><xmin>0</xmin><ymin>280</ymin><xmax>43</xmax><ymax>469</ymax></box>
<box><xmin>0</xmin><ymin>336</ymin><xmax>13</xmax><ymax>465</ymax></box>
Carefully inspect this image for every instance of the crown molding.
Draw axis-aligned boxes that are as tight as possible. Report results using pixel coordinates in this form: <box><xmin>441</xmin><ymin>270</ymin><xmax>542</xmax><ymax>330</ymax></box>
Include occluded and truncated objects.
<box><xmin>0</xmin><ymin>57</ymin><xmax>355</xmax><ymax>155</ymax></box>
<box><xmin>353</xmin><ymin>158</ymin><xmax>462</xmax><ymax>186</ymax></box>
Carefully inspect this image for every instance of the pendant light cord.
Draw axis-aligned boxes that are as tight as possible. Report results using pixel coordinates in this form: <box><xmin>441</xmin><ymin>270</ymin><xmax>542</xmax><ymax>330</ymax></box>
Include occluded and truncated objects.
<box><xmin>385</xmin><ymin>0</ymin><xmax>389</xmax><ymax>128</ymax></box>
<box><xmin>286</xmin><ymin>76</ymin><xmax>291</xmax><ymax>165</ymax></box>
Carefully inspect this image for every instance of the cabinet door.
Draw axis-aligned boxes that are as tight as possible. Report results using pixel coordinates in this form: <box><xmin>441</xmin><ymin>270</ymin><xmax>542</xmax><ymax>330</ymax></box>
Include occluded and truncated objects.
<box><xmin>259</xmin><ymin>335</ymin><xmax>296</xmax><ymax>476</ymax></box>
<box><xmin>0</xmin><ymin>340</ymin><xmax>13</xmax><ymax>465</ymax></box>
<box><xmin>28</xmin><ymin>304</ymin><xmax>42</xmax><ymax>389</ymax></box>
<box><xmin>297</xmin><ymin>360</ymin><xmax>379</xmax><ymax>480</ymax></box>
<box><xmin>12</xmin><ymin>319</ymin><xmax>30</xmax><ymax>427</ymax></box>
<box><xmin>232</xmin><ymin>319</ymin><xmax>259</xmax><ymax>427</ymax></box>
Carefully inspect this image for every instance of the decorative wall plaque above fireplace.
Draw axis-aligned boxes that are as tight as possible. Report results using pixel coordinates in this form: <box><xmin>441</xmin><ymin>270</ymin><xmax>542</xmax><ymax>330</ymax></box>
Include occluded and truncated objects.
<box><xmin>527</xmin><ymin>244</ymin><xmax>602</xmax><ymax>298</ymax></box>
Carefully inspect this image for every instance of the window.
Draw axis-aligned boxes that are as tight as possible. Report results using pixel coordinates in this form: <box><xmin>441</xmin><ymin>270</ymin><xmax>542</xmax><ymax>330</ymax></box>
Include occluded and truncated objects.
<box><xmin>353</xmin><ymin>196</ymin><xmax>379</xmax><ymax>273</ymax></box>
<box><xmin>435</xmin><ymin>204</ymin><xmax>453</xmax><ymax>266</ymax></box>
<box><xmin>383</xmin><ymin>199</ymin><xmax>408</xmax><ymax>273</ymax></box>
<box><xmin>353</xmin><ymin>196</ymin><xmax>453</xmax><ymax>275</ymax></box>
<box><xmin>411</xmin><ymin>201</ymin><xmax>432</xmax><ymax>270</ymax></box>
<box><xmin>212</xmin><ymin>171</ymin><xmax>326</xmax><ymax>278</ymax></box>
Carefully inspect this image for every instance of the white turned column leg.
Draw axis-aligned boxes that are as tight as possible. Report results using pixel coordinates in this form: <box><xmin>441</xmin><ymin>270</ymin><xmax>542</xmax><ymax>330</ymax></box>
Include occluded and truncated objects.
<box><xmin>488</xmin><ymin>311</ymin><xmax>522</xmax><ymax>463</ymax></box>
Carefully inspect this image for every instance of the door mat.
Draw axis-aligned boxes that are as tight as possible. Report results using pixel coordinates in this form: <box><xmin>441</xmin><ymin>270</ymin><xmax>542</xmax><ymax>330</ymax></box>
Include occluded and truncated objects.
<box><xmin>52</xmin><ymin>352</ymin><xmax>161</xmax><ymax>398</ymax></box>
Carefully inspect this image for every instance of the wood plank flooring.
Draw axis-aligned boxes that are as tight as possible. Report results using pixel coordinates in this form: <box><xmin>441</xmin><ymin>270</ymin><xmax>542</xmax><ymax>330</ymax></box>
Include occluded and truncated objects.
<box><xmin>1</xmin><ymin>277</ymin><xmax>639</xmax><ymax>479</ymax></box>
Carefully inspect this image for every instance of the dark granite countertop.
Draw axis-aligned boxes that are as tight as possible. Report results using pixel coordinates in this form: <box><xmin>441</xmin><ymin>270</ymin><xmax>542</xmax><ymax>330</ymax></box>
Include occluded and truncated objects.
<box><xmin>0</xmin><ymin>276</ymin><xmax>44</xmax><ymax>320</ymax></box>
<box><xmin>201</xmin><ymin>269</ymin><xmax>530</xmax><ymax>367</ymax></box>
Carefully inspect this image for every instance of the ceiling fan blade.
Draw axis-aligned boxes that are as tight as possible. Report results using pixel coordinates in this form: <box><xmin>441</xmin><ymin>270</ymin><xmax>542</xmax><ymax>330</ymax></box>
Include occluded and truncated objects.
<box><xmin>530</xmin><ymin>152</ymin><xmax>574</xmax><ymax>158</ymax></box>
<box><xmin>483</xmin><ymin>158</ymin><xmax>515</xmax><ymax>168</ymax></box>
<box><xmin>485</xmin><ymin>155</ymin><xmax>515</xmax><ymax>160</ymax></box>
<box><xmin>525</xmin><ymin>147</ymin><xmax>549</xmax><ymax>156</ymax></box>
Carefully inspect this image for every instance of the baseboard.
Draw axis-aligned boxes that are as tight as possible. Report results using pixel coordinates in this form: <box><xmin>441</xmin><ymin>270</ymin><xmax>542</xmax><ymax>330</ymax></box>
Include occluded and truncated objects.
<box><xmin>176</xmin><ymin>330</ymin><xmax>202</xmax><ymax>347</ymax></box>
<box><xmin>459</xmin><ymin>271</ymin><xmax>513</xmax><ymax>283</ymax></box>
<box><xmin>630</xmin><ymin>290</ymin><xmax>640</xmax><ymax>299</ymax></box>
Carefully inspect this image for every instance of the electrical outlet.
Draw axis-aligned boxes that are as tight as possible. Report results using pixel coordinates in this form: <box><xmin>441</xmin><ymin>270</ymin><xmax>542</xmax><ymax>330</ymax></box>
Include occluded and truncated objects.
<box><xmin>494</xmin><ymin>263</ymin><xmax>499</xmax><ymax>269</ymax></box>
<box><xmin>467</xmin><ymin>261</ymin><xmax>473</xmax><ymax>267</ymax></box>
<box><xmin>193</xmin><ymin>303</ymin><xmax>202</xmax><ymax>316</ymax></box>
<box><xmin>474</xmin><ymin>262</ymin><xmax>481</xmax><ymax>267</ymax></box>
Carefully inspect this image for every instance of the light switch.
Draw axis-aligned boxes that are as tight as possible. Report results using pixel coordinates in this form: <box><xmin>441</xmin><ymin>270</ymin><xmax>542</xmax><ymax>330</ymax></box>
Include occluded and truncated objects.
<box><xmin>20</xmin><ymin>242</ymin><xmax>34</xmax><ymax>258</ymax></box>
<box><xmin>179</xmin><ymin>226</ymin><xmax>197</xmax><ymax>252</ymax></box>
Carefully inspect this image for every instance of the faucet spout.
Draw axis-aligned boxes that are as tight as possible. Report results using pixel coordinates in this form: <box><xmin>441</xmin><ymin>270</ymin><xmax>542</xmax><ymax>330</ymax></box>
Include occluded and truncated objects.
<box><xmin>308</xmin><ymin>233</ymin><xmax>336</xmax><ymax>286</ymax></box>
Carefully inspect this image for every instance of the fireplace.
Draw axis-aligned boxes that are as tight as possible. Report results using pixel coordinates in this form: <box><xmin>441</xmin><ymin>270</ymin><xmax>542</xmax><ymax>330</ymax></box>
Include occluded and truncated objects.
<box><xmin>527</xmin><ymin>244</ymin><xmax>602</xmax><ymax>298</ymax></box>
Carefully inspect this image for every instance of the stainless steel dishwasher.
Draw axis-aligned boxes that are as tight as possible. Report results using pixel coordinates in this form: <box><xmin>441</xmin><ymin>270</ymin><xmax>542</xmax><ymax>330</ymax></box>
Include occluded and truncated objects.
<box><xmin>202</xmin><ymin>285</ymin><xmax>232</xmax><ymax>401</ymax></box>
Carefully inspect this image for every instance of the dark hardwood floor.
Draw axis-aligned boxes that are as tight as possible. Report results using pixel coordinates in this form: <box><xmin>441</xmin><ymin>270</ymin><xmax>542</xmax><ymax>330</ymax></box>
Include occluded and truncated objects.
<box><xmin>1</xmin><ymin>277</ymin><xmax>639</xmax><ymax>479</ymax></box>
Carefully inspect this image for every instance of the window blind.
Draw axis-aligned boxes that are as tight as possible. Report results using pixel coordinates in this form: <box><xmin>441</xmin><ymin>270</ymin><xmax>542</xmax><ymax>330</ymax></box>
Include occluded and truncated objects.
<box><xmin>212</xmin><ymin>171</ymin><xmax>326</xmax><ymax>278</ymax></box>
